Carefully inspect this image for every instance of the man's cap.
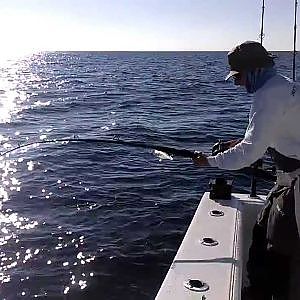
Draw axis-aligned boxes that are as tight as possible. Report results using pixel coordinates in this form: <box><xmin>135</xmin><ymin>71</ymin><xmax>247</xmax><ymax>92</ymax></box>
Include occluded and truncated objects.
<box><xmin>225</xmin><ymin>41</ymin><xmax>275</xmax><ymax>81</ymax></box>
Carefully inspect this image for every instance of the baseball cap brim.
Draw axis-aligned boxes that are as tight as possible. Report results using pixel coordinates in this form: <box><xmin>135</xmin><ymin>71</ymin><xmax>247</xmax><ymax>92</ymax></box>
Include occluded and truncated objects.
<box><xmin>225</xmin><ymin>70</ymin><xmax>240</xmax><ymax>81</ymax></box>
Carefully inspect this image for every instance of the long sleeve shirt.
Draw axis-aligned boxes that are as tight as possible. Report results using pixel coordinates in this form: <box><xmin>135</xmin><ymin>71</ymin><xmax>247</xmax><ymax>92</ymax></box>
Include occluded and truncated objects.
<box><xmin>207</xmin><ymin>74</ymin><xmax>300</xmax><ymax>170</ymax></box>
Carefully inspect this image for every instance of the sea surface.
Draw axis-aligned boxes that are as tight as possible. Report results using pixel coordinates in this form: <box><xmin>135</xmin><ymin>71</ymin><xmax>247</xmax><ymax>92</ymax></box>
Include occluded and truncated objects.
<box><xmin>0</xmin><ymin>51</ymin><xmax>298</xmax><ymax>299</ymax></box>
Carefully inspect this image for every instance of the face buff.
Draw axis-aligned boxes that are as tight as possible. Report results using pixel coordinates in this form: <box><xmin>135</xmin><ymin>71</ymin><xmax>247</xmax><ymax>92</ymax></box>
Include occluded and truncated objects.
<box><xmin>245</xmin><ymin>67</ymin><xmax>277</xmax><ymax>93</ymax></box>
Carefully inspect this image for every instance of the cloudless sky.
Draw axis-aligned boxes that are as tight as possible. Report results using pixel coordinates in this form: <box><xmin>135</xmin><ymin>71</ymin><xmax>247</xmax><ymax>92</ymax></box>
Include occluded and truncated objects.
<box><xmin>0</xmin><ymin>0</ymin><xmax>298</xmax><ymax>54</ymax></box>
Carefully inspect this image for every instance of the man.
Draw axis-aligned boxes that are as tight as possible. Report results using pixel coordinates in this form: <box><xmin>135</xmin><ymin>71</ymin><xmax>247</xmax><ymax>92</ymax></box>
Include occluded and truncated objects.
<box><xmin>193</xmin><ymin>41</ymin><xmax>300</xmax><ymax>300</ymax></box>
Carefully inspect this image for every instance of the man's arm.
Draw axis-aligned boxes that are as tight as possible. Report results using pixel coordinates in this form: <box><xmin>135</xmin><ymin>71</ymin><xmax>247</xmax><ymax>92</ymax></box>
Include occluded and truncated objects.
<box><xmin>195</xmin><ymin>90</ymin><xmax>284</xmax><ymax>170</ymax></box>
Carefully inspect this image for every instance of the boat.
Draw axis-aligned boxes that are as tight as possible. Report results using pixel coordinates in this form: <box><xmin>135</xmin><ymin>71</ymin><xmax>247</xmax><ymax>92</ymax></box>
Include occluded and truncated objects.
<box><xmin>155</xmin><ymin>178</ymin><xmax>266</xmax><ymax>299</ymax></box>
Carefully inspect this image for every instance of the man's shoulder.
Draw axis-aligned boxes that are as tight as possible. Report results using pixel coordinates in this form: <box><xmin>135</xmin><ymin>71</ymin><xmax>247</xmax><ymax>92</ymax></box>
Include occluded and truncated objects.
<box><xmin>256</xmin><ymin>74</ymin><xmax>293</xmax><ymax>98</ymax></box>
<box><xmin>251</xmin><ymin>74</ymin><xmax>294</xmax><ymax>113</ymax></box>
<box><xmin>265</xmin><ymin>74</ymin><xmax>291</xmax><ymax>87</ymax></box>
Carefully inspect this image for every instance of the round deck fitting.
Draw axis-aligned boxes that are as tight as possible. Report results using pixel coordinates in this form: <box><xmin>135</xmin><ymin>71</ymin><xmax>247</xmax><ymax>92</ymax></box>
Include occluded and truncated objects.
<box><xmin>183</xmin><ymin>279</ymin><xmax>209</xmax><ymax>292</ymax></box>
<box><xmin>210</xmin><ymin>209</ymin><xmax>224</xmax><ymax>217</ymax></box>
<box><xmin>201</xmin><ymin>237</ymin><xmax>219</xmax><ymax>246</ymax></box>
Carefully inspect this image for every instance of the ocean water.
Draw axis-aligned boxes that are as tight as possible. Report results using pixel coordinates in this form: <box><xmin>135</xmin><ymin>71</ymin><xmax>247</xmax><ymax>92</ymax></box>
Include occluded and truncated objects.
<box><xmin>0</xmin><ymin>51</ymin><xmax>297</xmax><ymax>299</ymax></box>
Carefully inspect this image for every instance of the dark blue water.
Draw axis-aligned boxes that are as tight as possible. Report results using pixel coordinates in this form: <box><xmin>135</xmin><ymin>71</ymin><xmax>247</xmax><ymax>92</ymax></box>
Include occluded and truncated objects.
<box><xmin>0</xmin><ymin>51</ymin><xmax>297</xmax><ymax>299</ymax></box>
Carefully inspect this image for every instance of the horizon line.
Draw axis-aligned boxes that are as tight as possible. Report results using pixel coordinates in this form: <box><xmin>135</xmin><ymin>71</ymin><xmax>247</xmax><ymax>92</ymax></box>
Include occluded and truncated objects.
<box><xmin>38</xmin><ymin>49</ymin><xmax>296</xmax><ymax>52</ymax></box>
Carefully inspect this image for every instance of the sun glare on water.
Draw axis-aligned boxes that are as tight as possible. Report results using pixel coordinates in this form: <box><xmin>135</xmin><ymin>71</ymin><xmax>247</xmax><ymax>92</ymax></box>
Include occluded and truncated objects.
<box><xmin>0</xmin><ymin>49</ymin><xmax>35</xmax><ymax>64</ymax></box>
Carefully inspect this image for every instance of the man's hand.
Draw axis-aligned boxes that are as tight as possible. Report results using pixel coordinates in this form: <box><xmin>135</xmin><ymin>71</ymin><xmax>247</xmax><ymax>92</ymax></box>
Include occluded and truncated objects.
<box><xmin>193</xmin><ymin>152</ymin><xmax>210</xmax><ymax>167</ymax></box>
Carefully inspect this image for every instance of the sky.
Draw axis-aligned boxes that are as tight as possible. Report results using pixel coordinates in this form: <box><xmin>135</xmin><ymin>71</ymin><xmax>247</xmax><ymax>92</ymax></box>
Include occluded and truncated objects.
<box><xmin>0</xmin><ymin>0</ymin><xmax>298</xmax><ymax>54</ymax></box>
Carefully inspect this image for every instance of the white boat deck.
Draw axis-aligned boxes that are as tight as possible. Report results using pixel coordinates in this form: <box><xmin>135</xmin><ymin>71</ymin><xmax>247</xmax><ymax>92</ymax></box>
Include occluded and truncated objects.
<box><xmin>155</xmin><ymin>192</ymin><xmax>266</xmax><ymax>300</ymax></box>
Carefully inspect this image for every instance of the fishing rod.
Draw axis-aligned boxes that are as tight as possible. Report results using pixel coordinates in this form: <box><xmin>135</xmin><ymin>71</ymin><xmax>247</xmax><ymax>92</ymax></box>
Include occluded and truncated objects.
<box><xmin>260</xmin><ymin>0</ymin><xmax>265</xmax><ymax>45</ymax></box>
<box><xmin>293</xmin><ymin>0</ymin><xmax>298</xmax><ymax>81</ymax></box>
<box><xmin>0</xmin><ymin>137</ymin><xmax>198</xmax><ymax>159</ymax></box>
<box><xmin>1</xmin><ymin>137</ymin><xmax>276</xmax><ymax>182</ymax></box>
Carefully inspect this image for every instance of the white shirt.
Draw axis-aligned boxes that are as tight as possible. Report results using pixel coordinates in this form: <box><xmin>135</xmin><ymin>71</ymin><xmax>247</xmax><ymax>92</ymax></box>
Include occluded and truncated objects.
<box><xmin>207</xmin><ymin>74</ymin><xmax>300</xmax><ymax>170</ymax></box>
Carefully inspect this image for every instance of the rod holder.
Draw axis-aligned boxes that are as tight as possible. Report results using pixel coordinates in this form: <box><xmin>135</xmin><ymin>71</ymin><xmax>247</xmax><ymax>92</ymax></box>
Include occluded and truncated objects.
<box><xmin>209</xmin><ymin>177</ymin><xmax>232</xmax><ymax>200</ymax></box>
